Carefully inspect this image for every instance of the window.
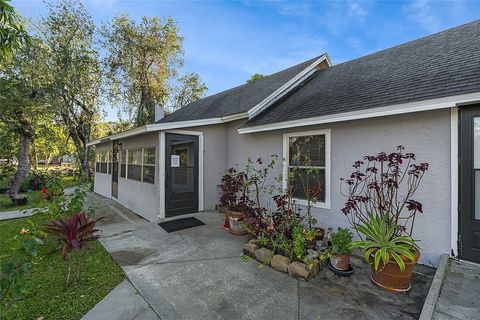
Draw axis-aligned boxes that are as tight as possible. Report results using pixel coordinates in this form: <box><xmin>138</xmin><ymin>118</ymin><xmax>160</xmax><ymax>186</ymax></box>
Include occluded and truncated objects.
<box><xmin>122</xmin><ymin>147</ymin><xmax>155</xmax><ymax>183</ymax></box>
<box><xmin>143</xmin><ymin>148</ymin><xmax>155</xmax><ymax>184</ymax></box>
<box><xmin>95</xmin><ymin>152</ymin><xmax>100</xmax><ymax>172</ymax></box>
<box><xmin>283</xmin><ymin>130</ymin><xmax>330</xmax><ymax>209</ymax></box>
<box><xmin>95</xmin><ymin>150</ymin><xmax>110</xmax><ymax>174</ymax></box>
<box><xmin>127</xmin><ymin>149</ymin><xmax>142</xmax><ymax>181</ymax></box>
<box><xmin>120</xmin><ymin>150</ymin><xmax>126</xmax><ymax>178</ymax></box>
<box><xmin>107</xmin><ymin>150</ymin><xmax>112</xmax><ymax>174</ymax></box>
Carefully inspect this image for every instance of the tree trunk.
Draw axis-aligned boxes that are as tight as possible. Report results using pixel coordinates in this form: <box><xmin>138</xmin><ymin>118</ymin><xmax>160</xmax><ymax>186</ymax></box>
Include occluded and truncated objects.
<box><xmin>8</xmin><ymin>133</ymin><xmax>31</xmax><ymax>196</ymax></box>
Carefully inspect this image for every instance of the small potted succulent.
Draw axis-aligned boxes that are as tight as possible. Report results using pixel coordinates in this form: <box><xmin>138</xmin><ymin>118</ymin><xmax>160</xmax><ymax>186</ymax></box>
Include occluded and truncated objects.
<box><xmin>329</xmin><ymin>228</ymin><xmax>353</xmax><ymax>271</ymax></box>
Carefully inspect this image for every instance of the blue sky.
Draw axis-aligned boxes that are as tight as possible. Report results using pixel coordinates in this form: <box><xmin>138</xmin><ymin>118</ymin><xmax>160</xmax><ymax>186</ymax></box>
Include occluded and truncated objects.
<box><xmin>13</xmin><ymin>0</ymin><xmax>480</xmax><ymax>121</ymax></box>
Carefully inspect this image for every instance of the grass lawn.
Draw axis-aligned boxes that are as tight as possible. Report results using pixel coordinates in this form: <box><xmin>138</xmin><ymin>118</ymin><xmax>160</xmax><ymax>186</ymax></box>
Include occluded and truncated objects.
<box><xmin>0</xmin><ymin>215</ymin><xmax>124</xmax><ymax>320</ymax></box>
<box><xmin>0</xmin><ymin>191</ymin><xmax>49</xmax><ymax>212</ymax></box>
<box><xmin>61</xmin><ymin>176</ymin><xmax>82</xmax><ymax>188</ymax></box>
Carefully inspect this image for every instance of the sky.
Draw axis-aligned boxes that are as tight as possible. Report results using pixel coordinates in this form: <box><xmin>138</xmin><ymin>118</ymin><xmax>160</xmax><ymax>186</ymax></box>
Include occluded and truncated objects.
<box><xmin>12</xmin><ymin>0</ymin><xmax>480</xmax><ymax>121</ymax></box>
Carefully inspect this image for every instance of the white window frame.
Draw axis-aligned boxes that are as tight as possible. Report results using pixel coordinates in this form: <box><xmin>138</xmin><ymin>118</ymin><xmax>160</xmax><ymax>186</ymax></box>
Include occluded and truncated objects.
<box><xmin>124</xmin><ymin>147</ymin><xmax>156</xmax><ymax>183</ymax></box>
<box><xmin>282</xmin><ymin>129</ymin><xmax>331</xmax><ymax>209</ymax></box>
<box><xmin>142</xmin><ymin>147</ymin><xmax>156</xmax><ymax>184</ymax></box>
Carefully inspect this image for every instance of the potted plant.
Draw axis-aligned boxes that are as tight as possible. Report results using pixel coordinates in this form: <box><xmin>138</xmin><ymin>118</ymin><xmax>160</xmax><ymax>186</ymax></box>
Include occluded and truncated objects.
<box><xmin>350</xmin><ymin>214</ymin><xmax>419</xmax><ymax>292</ymax></box>
<box><xmin>341</xmin><ymin>146</ymin><xmax>428</xmax><ymax>292</ymax></box>
<box><xmin>219</xmin><ymin>168</ymin><xmax>244</xmax><ymax>231</ymax></box>
<box><xmin>329</xmin><ymin>228</ymin><xmax>353</xmax><ymax>271</ymax></box>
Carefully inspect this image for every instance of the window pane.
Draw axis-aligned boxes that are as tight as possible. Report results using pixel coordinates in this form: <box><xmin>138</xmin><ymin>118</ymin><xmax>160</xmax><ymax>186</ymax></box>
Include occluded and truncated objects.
<box><xmin>289</xmin><ymin>167</ymin><xmax>325</xmax><ymax>202</ymax></box>
<box><xmin>128</xmin><ymin>164</ymin><xmax>141</xmax><ymax>181</ymax></box>
<box><xmin>120</xmin><ymin>150</ymin><xmax>126</xmax><ymax>164</ymax></box>
<box><xmin>96</xmin><ymin>162</ymin><xmax>100</xmax><ymax>172</ymax></box>
<box><xmin>108</xmin><ymin>163</ymin><xmax>112</xmax><ymax>175</ymax></box>
<box><xmin>100</xmin><ymin>162</ymin><xmax>107</xmax><ymax>174</ymax></box>
<box><xmin>143</xmin><ymin>148</ymin><xmax>155</xmax><ymax>165</ymax></box>
<box><xmin>120</xmin><ymin>164</ymin><xmax>126</xmax><ymax>178</ymax></box>
<box><xmin>128</xmin><ymin>149</ymin><xmax>142</xmax><ymax>165</ymax></box>
<box><xmin>289</xmin><ymin>135</ymin><xmax>325</xmax><ymax>167</ymax></box>
<box><xmin>143</xmin><ymin>165</ymin><xmax>155</xmax><ymax>184</ymax></box>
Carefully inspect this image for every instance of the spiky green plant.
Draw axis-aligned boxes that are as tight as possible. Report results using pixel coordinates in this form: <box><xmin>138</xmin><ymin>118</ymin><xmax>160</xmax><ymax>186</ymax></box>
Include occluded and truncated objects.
<box><xmin>350</xmin><ymin>214</ymin><xmax>418</xmax><ymax>272</ymax></box>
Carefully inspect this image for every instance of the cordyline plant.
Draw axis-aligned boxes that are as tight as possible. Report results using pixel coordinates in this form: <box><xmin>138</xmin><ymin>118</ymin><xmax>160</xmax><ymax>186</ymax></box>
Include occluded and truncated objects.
<box><xmin>340</xmin><ymin>146</ymin><xmax>429</xmax><ymax>238</ymax></box>
<box><xmin>44</xmin><ymin>212</ymin><xmax>103</xmax><ymax>286</ymax></box>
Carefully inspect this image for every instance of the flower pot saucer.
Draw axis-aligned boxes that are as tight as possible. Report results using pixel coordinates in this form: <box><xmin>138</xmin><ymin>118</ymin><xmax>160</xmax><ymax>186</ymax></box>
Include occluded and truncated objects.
<box><xmin>329</xmin><ymin>262</ymin><xmax>354</xmax><ymax>276</ymax></box>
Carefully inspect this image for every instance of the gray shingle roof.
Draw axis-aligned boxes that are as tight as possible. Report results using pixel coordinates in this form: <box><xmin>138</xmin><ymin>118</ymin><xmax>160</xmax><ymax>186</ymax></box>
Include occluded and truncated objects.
<box><xmin>243</xmin><ymin>20</ymin><xmax>480</xmax><ymax>128</ymax></box>
<box><xmin>157</xmin><ymin>55</ymin><xmax>323</xmax><ymax>123</ymax></box>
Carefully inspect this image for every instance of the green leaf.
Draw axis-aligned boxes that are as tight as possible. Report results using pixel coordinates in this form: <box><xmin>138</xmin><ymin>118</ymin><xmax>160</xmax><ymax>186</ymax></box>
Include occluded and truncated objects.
<box><xmin>1</xmin><ymin>263</ymin><xmax>14</xmax><ymax>275</ymax></box>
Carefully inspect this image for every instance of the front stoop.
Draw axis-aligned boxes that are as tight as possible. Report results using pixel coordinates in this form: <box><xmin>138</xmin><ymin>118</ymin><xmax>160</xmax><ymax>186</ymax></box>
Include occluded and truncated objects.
<box><xmin>420</xmin><ymin>254</ymin><xmax>480</xmax><ymax>320</ymax></box>
<box><xmin>419</xmin><ymin>254</ymin><xmax>450</xmax><ymax>320</ymax></box>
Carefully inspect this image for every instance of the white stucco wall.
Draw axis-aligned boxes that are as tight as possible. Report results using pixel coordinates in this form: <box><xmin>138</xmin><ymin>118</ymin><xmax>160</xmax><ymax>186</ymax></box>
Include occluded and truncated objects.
<box><xmin>92</xmin><ymin>109</ymin><xmax>452</xmax><ymax>266</ymax></box>
<box><xmin>117</xmin><ymin>133</ymin><xmax>160</xmax><ymax>221</ymax></box>
<box><xmin>226</xmin><ymin>109</ymin><xmax>451</xmax><ymax>267</ymax></box>
<box><xmin>93</xmin><ymin>142</ymin><xmax>112</xmax><ymax>199</ymax></box>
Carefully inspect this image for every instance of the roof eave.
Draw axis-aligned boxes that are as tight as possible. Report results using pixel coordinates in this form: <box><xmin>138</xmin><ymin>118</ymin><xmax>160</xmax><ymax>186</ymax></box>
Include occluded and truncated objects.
<box><xmin>87</xmin><ymin>112</ymin><xmax>249</xmax><ymax>146</ymax></box>
<box><xmin>238</xmin><ymin>92</ymin><xmax>480</xmax><ymax>134</ymax></box>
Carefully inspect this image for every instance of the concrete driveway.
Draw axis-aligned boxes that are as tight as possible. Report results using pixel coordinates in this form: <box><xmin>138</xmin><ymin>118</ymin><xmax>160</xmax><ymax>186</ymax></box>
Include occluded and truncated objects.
<box><xmin>83</xmin><ymin>193</ymin><xmax>434</xmax><ymax>320</ymax></box>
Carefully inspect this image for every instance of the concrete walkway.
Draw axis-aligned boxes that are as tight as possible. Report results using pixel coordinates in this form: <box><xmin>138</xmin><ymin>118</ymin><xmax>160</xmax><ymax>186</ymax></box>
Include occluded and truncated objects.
<box><xmin>83</xmin><ymin>192</ymin><xmax>435</xmax><ymax>320</ymax></box>
<box><xmin>433</xmin><ymin>260</ymin><xmax>480</xmax><ymax>319</ymax></box>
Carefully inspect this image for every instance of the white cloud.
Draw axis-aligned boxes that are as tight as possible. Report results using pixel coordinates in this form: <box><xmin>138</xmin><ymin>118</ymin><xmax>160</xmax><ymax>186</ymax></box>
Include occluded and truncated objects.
<box><xmin>348</xmin><ymin>2</ymin><xmax>368</xmax><ymax>19</ymax></box>
<box><xmin>405</xmin><ymin>0</ymin><xmax>443</xmax><ymax>33</ymax></box>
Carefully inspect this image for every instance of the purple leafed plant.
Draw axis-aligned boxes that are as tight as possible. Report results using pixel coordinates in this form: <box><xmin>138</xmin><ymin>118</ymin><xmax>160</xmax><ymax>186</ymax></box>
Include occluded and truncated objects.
<box><xmin>44</xmin><ymin>212</ymin><xmax>103</xmax><ymax>286</ymax></box>
<box><xmin>340</xmin><ymin>146</ymin><xmax>429</xmax><ymax>238</ymax></box>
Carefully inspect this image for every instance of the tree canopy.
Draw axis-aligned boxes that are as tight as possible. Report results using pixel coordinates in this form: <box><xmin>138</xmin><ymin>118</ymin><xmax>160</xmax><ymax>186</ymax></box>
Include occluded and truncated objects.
<box><xmin>102</xmin><ymin>15</ymin><xmax>207</xmax><ymax>125</ymax></box>
<box><xmin>0</xmin><ymin>0</ymin><xmax>31</xmax><ymax>62</ymax></box>
<box><xmin>246</xmin><ymin>73</ymin><xmax>266</xmax><ymax>83</ymax></box>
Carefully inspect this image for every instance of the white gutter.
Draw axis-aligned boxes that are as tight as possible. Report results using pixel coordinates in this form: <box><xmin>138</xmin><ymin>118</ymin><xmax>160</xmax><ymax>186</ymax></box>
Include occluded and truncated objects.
<box><xmin>87</xmin><ymin>112</ymin><xmax>249</xmax><ymax>146</ymax></box>
<box><xmin>238</xmin><ymin>92</ymin><xmax>480</xmax><ymax>134</ymax></box>
<box><xmin>247</xmin><ymin>54</ymin><xmax>331</xmax><ymax>119</ymax></box>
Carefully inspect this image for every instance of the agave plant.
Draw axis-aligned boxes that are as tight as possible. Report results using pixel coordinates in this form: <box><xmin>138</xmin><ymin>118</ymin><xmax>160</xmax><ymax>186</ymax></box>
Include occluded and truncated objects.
<box><xmin>349</xmin><ymin>214</ymin><xmax>418</xmax><ymax>272</ymax></box>
<box><xmin>44</xmin><ymin>212</ymin><xmax>103</xmax><ymax>285</ymax></box>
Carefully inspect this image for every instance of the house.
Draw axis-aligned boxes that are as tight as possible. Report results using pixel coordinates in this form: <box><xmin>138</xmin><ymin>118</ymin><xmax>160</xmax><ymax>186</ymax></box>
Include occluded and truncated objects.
<box><xmin>88</xmin><ymin>20</ymin><xmax>480</xmax><ymax>267</ymax></box>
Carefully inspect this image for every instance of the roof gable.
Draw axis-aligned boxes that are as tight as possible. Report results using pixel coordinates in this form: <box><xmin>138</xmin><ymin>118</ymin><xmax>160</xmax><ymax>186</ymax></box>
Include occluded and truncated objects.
<box><xmin>157</xmin><ymin>55</ymin><xmax>328</xmax><ymax>123</ymax></box>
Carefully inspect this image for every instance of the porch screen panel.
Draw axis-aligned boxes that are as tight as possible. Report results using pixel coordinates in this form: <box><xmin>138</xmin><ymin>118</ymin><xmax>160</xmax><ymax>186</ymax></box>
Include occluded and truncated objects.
<box><xmin>120</xmin><ymin>150</ymin><xmax>126</xmax><ymax>178</ymax></box>
<box><xmin>100</xmin><ymin>151</ymin><xmax>108</xmax><ymax>174</ymax></box>
<box><xmin>143</xmin><ymin>148</ymin><xmax>155</xmax><ymax>184</ymax></box>
<box><xmin>127</xmin><ymin>149</ymin><xmax>142</xmax><ymax>181</ymax></box>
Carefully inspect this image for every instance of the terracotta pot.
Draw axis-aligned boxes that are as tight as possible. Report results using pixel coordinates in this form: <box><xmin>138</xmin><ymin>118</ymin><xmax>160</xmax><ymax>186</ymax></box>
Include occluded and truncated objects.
<box><xmin>369</xmin><ymin>250</ymin><xmax>420</xmax><ymax>293</ymax></box>
<box><xmin>330</xmin><ymin>254</ymin><xmax>351</xmax><ymax>271</ymax></box>
<box><xmin>227</xmin><ymin>210</ymin><xmax>247</xmax><ymax>235</ymax></box>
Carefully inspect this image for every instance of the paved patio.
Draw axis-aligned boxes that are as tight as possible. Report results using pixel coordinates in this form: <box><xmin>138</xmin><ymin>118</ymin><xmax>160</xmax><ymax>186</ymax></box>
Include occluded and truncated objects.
<box><xmin>84</xmin><ymin>192</ymin><xmax>435</xmax><ymax>320</ymax></box>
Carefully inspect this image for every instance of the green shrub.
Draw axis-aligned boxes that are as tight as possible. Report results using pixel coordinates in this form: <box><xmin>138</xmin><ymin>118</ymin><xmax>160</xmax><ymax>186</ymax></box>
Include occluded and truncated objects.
<box><xmin>331</xmin><ymin>228</ymin><xmax>353</xmax><ymax>255</ymax></box>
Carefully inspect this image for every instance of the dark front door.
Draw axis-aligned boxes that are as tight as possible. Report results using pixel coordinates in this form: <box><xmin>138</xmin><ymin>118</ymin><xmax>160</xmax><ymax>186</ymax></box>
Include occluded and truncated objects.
<box><xmin>459</xmin><ymin>106</ymin><xmax>480</xmax><ymax>263</ymax></box>
<box><xmin>111</xmin><ymin>141</ymin><xmax>119</xmax><ymax>198</ymax></box>
<box><xmin>165</xmin><ymin>134</ymin><xmax>199</xmax><ymax>217</ymax></box>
